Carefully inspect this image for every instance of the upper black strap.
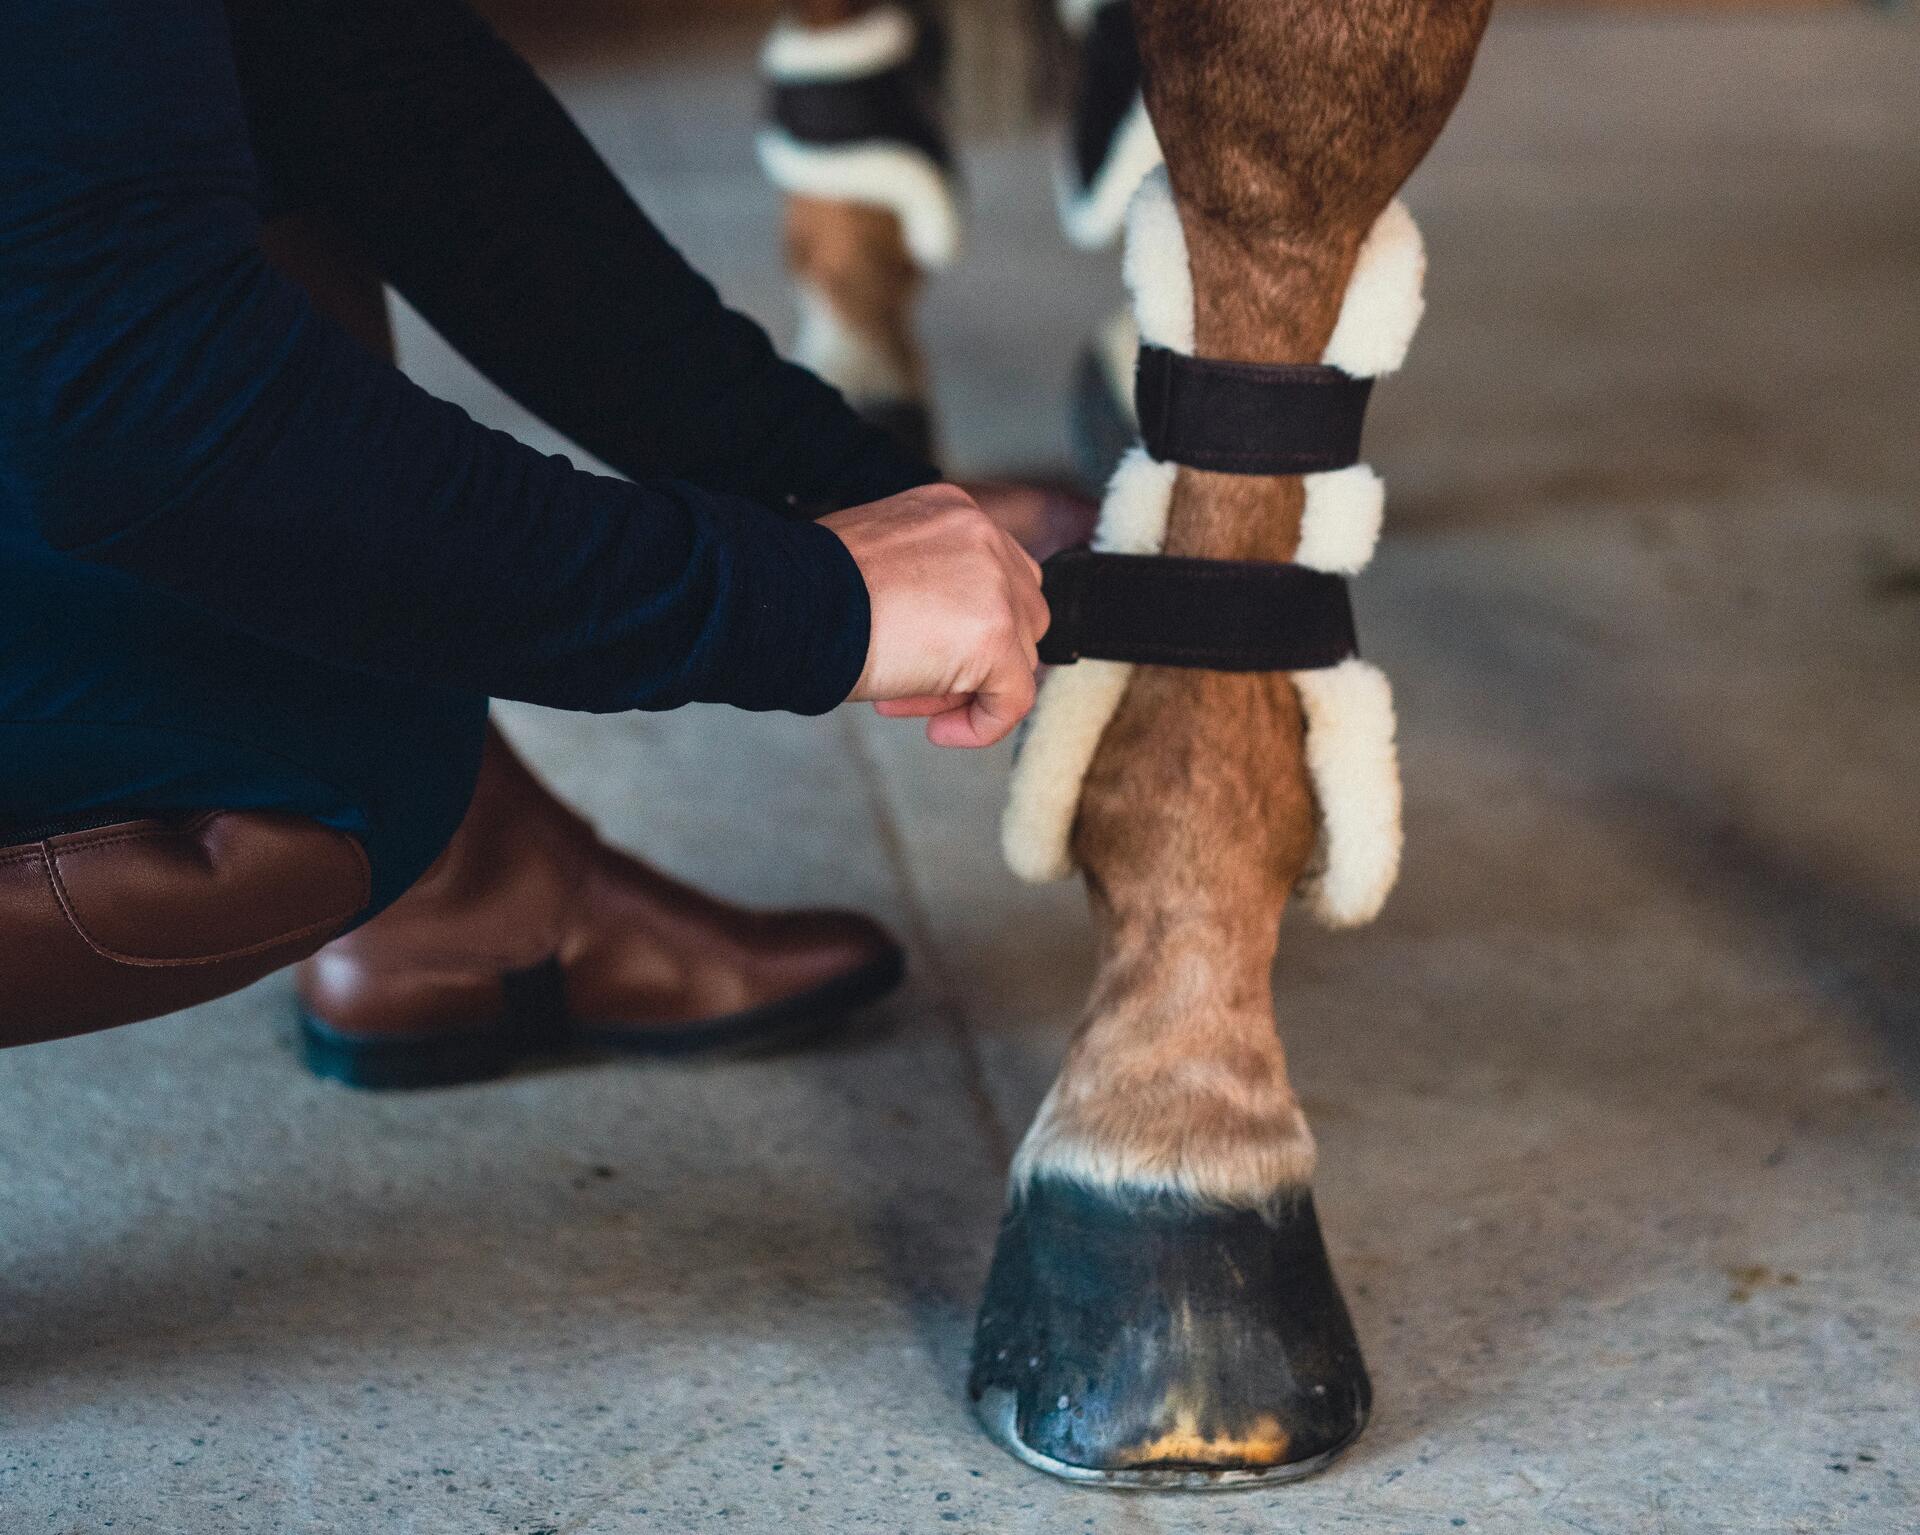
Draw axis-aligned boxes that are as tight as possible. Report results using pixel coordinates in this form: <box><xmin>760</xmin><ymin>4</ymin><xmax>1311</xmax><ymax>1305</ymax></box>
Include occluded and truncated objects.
<box><xmin>1038</xmin><ymin>548</ymin><xmax>1357</xmax><ymax>672</ymax></box>
<box><xmin>769</xmin><ymin>66</ymin><xmax>952</xmax><ymax>172</ymax></box>
<box><xmin>1135</xmin><ymin>345</ymin><xmax>1373</xmax><ymax>476</ymax></box>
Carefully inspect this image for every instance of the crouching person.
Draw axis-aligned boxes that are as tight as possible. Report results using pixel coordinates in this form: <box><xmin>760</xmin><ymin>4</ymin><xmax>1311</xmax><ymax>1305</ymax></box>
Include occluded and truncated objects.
<box><xmin>0</xmin><ymin>0</ymin><xmax>1050</xmax><ymax>1082</ymax></box>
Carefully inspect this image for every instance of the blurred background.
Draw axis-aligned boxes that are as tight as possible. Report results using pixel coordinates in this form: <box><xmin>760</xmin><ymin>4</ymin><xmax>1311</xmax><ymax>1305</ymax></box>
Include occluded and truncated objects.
<box><xmin>2</xmin><ymin>3</ymin><xmax>1914</xmax><ymax>1531</ymax></box>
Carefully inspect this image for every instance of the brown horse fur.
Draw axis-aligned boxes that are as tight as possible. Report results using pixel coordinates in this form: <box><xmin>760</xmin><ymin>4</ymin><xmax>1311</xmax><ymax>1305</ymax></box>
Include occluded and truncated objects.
<box><xmin>1015</xmin><ymin>0</ymin><xmax>1492</xmax><ymax>1209</ymax></box>
<box><xmin>783</xmin><ymin>193</ymin><xmax>929</xmax><ymax>410</ymax></box>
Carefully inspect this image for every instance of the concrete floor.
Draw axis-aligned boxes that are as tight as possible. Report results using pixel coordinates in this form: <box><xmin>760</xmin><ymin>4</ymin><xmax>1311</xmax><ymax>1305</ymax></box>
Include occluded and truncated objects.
<box><xmin>4</xmin><ymin>13</ymin><xmax>1917</xmax><ymax>1534</ymax></box>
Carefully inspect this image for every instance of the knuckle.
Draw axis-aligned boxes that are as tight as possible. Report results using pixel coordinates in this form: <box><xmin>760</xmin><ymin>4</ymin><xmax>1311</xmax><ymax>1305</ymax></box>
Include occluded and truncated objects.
<box><xmin>938</xmin><ymin>503</ymin><xmax>989</xmax><ymax>543</ymax></box>
<box><xmin>980</xmin><ymin>610</ymin><xmax>1017</xmax><ymax>651</ymax></box>
<box><xmin>1019</xmin><ymin>585</ymin><xmax>1050</xmax><ymax>639</ymax></box>
<box><xmin>967</xmin><ymin>605</ymin><xmax>1015</xmax><ymax>653</ymax></box>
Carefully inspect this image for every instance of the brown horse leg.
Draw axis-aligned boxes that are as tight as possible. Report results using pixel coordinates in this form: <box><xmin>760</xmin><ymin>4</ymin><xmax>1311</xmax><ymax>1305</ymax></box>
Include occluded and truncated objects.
<box><xmin>759</xmin><ymin>1</ymin><xmax>956</xmax><ymax>463</ymax></box>
<box><xmin>784</xmin><ymin>193</ymin><xmax>931</xmax><ymax>459</ymax></box>
<box><xmin>974</xmin><ymin>0</ymin><xmax>1491</xmax><ymax>1487</ymax></box>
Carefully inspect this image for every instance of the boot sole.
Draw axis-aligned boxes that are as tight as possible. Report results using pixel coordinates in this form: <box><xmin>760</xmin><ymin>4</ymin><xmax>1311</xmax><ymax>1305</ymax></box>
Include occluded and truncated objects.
<box><xmin>299</xmin><ymin>945</ymin><xmax>906</xmax><ymax>1091</ymax></box>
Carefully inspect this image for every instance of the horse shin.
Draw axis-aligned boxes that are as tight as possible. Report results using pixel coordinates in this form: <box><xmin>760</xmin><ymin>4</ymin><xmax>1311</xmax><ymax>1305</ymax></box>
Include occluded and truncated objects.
<box><xmin>784</xmin><ymin>195</ymin><xmax>933</xmax><ymax>461</ymax></box>
<box><xmin>975</xmin><ymin>0</ymin><xmax>1491</xmax><ymax>1487</ymax></box>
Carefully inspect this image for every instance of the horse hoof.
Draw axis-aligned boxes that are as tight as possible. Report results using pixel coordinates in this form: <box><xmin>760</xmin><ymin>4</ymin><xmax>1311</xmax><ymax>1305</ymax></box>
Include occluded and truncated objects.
<box><xmin>968</xmin><ymin>1176</ymin><xmax>1370</xmax><ymax>1490</ymax></box>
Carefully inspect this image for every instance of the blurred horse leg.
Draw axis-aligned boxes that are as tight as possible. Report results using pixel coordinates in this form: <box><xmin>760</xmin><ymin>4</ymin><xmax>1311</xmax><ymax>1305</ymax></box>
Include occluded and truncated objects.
<box><xmin>757</xmin><ymin>1</ymin><xmax>959</xmax><ymax>463</ymax></box>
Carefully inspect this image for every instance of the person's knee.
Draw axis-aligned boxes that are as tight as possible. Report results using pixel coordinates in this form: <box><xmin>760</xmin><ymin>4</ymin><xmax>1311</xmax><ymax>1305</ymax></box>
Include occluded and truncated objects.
<box><xmin>0</xmin><ymin>812</ymin><xmax>373</xmax><ymax>1050</ymax></box>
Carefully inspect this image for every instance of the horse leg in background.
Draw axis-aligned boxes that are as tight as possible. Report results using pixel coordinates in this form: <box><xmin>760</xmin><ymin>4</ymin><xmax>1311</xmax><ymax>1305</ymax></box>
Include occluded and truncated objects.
<box><xmin>1054</xmin><ymin>0</ymin><xmax>1160</xmax><ymax>490</ymax></box>
<box><xmin>975</xmin><ymin>0</ymin><xmax>1491</xmax><ymax>1487</ymax></box>
<box><xmin>756</xmin><ymin>0</ymin><xmax>960</xmax><ymax>464</ymax></box>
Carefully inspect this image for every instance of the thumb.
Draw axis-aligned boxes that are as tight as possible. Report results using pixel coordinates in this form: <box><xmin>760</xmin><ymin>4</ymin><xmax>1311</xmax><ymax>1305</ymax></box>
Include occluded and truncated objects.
<box><xmin>926</xmin><ymin>667</ymin><xmax>1034</xmax><ymax>750</ymax></box>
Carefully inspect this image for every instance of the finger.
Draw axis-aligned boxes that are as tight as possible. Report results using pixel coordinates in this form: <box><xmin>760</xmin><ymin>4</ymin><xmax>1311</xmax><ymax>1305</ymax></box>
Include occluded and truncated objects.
<box><xmin>928</xmin><ymin>660</ymin><xmax>1036</xmax><ymax>749</ymax></box>
<box><xmin>933</xmin><ymin>688</ymin><xmax>1027</xmax><ymax>750</ymax></box>
<box><xmin>924</xmin><ymin>704</ymin><xmax>978</xmax><ymax>749</ymax></box>
<box><xmin>1043</xmin><ymin>489</ymin><xmax>1100</xmax><ymax>560</ymax></box>
<box><xmin>998</xmin><ymin>522</ymin><xmax>1044</xmax><ymax>584</ymax></box>
<box><xmin>874</xmin><ymin>693</ymin><xmax>969</xmax><ymax>718</ymax></box>
<box><xmin>1022</xmin><ymin>576</ymin><xmax>1052</xmax><ymax>643</ymax></box>
<box><xmin>1006</xmin><ymin>569</ymin><xmax>1050</xmax><ymax>646</ymax></box>
<box><xmin>1005</xmin><ymin>542</ymin><xmax>1048</xmax><ymax>624</ymax></box>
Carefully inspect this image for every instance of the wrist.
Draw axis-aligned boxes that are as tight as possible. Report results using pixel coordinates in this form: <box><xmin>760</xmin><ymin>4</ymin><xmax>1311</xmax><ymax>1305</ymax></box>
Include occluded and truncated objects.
<box><xmin>699</xmin><ymin>500</ymin><xmax>873</xmax><ymax>715</ymax></box>
<box><xmin>820</xmin><ymin>514</ymin><xmax>879</xmax><ymax>702</ymax></box>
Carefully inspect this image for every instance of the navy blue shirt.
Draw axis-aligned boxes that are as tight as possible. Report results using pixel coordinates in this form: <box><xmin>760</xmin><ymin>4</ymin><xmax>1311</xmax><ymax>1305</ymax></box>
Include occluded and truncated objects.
<box><xmin>0</xmin><ymin>0</ymin><xmax>936</xmax><ymax>715</ymax></box>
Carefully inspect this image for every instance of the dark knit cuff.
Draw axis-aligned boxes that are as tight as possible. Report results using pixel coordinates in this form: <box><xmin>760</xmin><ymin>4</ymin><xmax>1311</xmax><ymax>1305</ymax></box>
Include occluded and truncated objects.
<box><xmin>695</xmin><ymin>497</ymin><xmax>872</xmax><ymax>716</ymax></box>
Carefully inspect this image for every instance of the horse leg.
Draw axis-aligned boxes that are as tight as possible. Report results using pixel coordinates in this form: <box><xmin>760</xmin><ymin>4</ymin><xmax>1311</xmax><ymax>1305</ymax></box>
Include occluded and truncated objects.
<box><xmin>974</xmin><ymin>0</ymin><xmax>1491</xmax><ymax>1487</ymax></box>
<box><xmin>1055</xmin><ymin>0</ymin><xmax>1157</xmax><ymax>488</ymax></box>
<box><xmin>757</xmin><ymin>0</ymin><xmax>959</xmax><ymax>463</ymax></box>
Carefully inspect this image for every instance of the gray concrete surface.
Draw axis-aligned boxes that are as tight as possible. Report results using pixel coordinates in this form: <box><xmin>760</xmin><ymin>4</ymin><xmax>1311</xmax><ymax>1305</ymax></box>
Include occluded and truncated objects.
<box><xmin>3</xmin><ymin>13</ymin><xmax>1917</xmax><ymax>1533</ymax></box>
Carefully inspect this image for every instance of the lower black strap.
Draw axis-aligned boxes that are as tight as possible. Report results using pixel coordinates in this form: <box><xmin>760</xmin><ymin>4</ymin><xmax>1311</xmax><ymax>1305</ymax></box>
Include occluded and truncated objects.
<box><xmin>1038</xmin><ymin>548</ymin><xmax>1357</xmax><ymax>672</ymax></box>
<box><xmin>1135</xmin><ymin>345</ymin><xmax>1373</xmax><ymax>476</ymax></box>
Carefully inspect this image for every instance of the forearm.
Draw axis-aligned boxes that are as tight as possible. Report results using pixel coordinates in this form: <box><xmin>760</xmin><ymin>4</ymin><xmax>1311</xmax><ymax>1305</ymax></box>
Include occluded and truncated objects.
<box><xmin>224</xmin><ymin>0</ymin><xmax>937</xmax><ymax>515</ymax></box>
<box><xmin>0</xmin><ymin>0</ymin><xmax>870</xmax><ymax>717</ymax></box>
<box><xmin>57</xmin><ymin>305</ymin><xmax>871</xmax><ymax>715</ymax></box>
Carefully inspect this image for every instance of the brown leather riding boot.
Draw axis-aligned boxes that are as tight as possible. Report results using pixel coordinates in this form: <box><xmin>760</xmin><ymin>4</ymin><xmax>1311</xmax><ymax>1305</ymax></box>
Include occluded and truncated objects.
<box><xmin>296</xmin><ymin>725</ymin><xmax>904</xmax><ymax>1088</ymax></box>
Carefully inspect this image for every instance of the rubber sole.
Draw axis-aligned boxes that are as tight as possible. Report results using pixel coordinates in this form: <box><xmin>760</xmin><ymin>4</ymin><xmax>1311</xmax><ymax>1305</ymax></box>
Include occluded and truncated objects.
<box><xmin>300</xmin><ymin>945</ymin><xmax>906</xmax><ymax>1090</ymax></box>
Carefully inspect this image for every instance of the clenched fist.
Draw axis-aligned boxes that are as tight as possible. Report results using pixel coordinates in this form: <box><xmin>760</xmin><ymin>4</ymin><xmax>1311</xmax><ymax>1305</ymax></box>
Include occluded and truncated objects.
<box><xmin>822</xmin><ymin>484</ymin><xmax>1050</xmax><ymax>748</ymax></box>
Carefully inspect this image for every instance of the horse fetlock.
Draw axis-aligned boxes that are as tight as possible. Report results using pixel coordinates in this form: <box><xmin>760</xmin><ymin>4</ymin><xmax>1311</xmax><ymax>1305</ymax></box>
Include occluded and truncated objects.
<box><xmin>1011</xmin><ymin>1042</ymin><xmax>1317</xmax><ymax>1208</ymax></box>
<box><xmin>790</xmin><ymin>265</ymin><xmax>933</xmax><ymax>460</ymax></box>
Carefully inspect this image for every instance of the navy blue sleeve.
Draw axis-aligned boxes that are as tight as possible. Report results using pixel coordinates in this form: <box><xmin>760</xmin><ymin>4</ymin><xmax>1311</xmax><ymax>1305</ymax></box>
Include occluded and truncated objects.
<box><xmin>0</xmin><ymin>0</ymin><xmax>870</xmax><ymax>715</ymax></box>
<box><xmin>225</xmin><ymin>0</ymin><xmax>939</xmax><ymax>515</ymax></box>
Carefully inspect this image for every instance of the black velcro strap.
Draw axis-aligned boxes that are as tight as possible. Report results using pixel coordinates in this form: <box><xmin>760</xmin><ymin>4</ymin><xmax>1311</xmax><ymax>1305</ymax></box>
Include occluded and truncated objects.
<box><xmin>769</xmin><ymin>66</ymin><xmax>952</xmax><ymax>172</ymax></box>
<box><xmin>1038</xmin><ymin>549</ymin><xmax>1357</xmax><ymax>672</ymax></box>
<box><xmin>1135</xmin><ymin>345</ymin><xmax>1373</xmax><ymax>476</ymax></box>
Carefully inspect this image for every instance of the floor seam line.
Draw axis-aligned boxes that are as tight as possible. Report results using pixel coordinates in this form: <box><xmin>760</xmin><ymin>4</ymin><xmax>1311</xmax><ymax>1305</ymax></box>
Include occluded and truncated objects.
<box><xmin>838</xmin><ymin>711</ymin><xmax>1015</xmax><ymax>1170</ymax></box>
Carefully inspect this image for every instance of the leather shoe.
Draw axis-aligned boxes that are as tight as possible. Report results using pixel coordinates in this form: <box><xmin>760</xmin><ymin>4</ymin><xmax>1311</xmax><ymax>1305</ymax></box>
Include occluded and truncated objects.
<box><xmin>296</xmin><ymin>725</ymin><xmax>904</xmax><ymax>1088</ymax></box>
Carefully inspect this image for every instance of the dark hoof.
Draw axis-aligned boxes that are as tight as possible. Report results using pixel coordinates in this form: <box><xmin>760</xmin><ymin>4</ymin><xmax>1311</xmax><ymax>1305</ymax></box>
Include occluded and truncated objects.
<box><xmin>969</xmin><ymin>1177</ymin><xmax>1370</xmax><ymax>1490</ymax></box>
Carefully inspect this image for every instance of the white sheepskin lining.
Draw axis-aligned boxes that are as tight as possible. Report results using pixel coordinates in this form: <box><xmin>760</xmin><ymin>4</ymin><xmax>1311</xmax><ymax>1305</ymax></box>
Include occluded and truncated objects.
<box><xmin>1003</xmin><ymin>450</ymin><xmax>1175</xmax><ymax>883</ymax></box>
<box><xmin>755</xmin><ymin>131</ymin><xmax>960</xmax><ymax>271</ymax></box>
<box><xmin>760</xmin><ymin>6</ymin><xmax>915</xmax><ymax>82</ymax></box>
<box><xmin>1052</xmin><ymin>1</ymin><xmax>1162</xmax><ymax>249</ymax></box>
<box><xmin>1002</xmin><ymin>166</ymin><xmax>1425</xmax><ymax>927</ymax></box>
<box><xmin>1056</xmin><ymin>95</ymin><xmax>1163</xmax><ymax>252</ymax></box>
<box><xmin>755</xmin><ymin>7</ymin><xmax>961</xmax><ymax>271</ymax></box>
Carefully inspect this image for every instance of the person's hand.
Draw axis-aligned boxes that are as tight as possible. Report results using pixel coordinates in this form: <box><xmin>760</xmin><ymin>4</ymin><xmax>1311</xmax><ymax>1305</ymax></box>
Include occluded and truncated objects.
<box><xmin>821</xmin><ymin>483</ymin><xmax>1049</xmax><ymax>748</ymax></box>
